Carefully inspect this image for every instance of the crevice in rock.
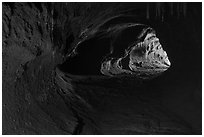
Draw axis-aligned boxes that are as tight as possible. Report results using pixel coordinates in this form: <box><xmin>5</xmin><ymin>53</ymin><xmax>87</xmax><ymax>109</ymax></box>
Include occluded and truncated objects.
<box><xmin>71</xmin><ymin>107</ymin><xmax>85</xmax><ymax>135</ymax></box>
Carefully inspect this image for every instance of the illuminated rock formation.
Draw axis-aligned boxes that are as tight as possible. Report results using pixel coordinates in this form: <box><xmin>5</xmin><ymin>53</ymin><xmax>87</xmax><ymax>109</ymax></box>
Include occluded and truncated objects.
<box><xmin>101</xmin><ymin>25</ymin><xmax>170</xmax><ymax>78</ymax></box>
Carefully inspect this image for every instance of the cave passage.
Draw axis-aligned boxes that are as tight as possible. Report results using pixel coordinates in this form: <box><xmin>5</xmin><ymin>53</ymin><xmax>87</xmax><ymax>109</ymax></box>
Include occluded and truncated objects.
<box><xmin>2</xmin><ymin>2</ymin><xmax>201</xmax><ymax>135</ymax></box>
<box><xmin>59</xmin><ymin>36</ymin><xmax>111</xmax><ymax>75</ymax></box>
<box><xmin>59</xmin><ymin>23</ymin><xmax>157</xmax><ymax>76</ymax></box>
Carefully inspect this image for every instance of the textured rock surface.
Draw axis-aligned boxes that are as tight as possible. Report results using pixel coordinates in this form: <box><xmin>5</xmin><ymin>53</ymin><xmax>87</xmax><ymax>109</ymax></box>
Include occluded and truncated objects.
<box><xmin>100</xmin><ymin>25</ymin><xmax>170</xmax><ymax>77</ymax></box>
<box><xmin>2</xmin><ymin>2</ymin><xmax>201</xmax><ymax>135</ymax></box>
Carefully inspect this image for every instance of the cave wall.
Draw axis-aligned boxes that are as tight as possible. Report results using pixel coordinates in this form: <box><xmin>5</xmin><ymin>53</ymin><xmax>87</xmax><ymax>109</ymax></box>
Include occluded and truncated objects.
<box><xmin>2</xmin><ymin>2</ymin><xmax>201</xmax><ymax>134</ymax></box>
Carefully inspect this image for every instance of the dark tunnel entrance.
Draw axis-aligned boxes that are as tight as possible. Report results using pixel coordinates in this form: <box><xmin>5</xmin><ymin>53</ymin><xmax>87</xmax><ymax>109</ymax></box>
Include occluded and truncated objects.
<box><xmin>58</xmin><ymin>23</ymin><xmax>154</xmax><ymax>76</ymax></box>
<box><xmin>58</xmin><ymin>36</ymin><xmax>111</xmax><ymax>75</ymax></box>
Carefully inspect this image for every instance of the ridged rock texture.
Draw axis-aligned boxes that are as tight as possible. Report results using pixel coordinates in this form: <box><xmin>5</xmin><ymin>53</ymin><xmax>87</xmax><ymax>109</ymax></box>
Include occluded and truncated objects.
<box><xmin>2</xmin><ymin>2</ymin><xmax>201</xmax><ymax>134</ymax></box>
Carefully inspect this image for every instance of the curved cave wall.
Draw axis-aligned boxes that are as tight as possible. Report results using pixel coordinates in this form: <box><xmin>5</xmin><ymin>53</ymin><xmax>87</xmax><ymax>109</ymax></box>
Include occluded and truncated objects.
<box><xmin>2</xmin><ymin>2</ymin><xmax>202</xmax><ymax>135</ymax></box>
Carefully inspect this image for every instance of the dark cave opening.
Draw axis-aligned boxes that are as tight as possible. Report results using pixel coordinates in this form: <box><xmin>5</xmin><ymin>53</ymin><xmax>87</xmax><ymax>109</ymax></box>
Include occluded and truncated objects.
<box><xmin>58</xmin><ymin>22</ymin><xmax>156</xmax><ymax>76</ymax></box>
<box><xmin>58</xmin><ymin>36</ymin><xmax>111</xmax><ymax>75</ymax></box>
